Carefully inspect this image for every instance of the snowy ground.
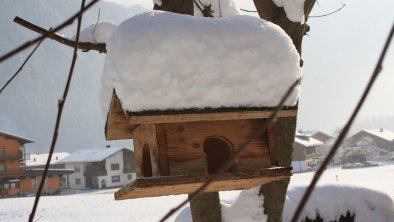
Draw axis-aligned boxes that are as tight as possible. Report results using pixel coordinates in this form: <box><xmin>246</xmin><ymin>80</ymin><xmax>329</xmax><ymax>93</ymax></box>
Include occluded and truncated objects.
<box><xmin>1</xmin><ymin>164</ymin><xmax>393</xmax><ymax>222</ymax></box>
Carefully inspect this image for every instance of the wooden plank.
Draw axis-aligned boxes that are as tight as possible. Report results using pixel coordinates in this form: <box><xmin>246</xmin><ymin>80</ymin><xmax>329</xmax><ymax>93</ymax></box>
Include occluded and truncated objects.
<box><xmin>105</xmin><ymin>92</ymin><xmax>134</xmax><ymax>140</ymax></box>
<box><xmin>164</xmin><ymin>119</ymin><xmax>271</xmax><ymax>176</ymax></box>
<box><xmin>267</xmin><ymin>123</ymin><xmax>279</xmax><ymax>166</ymax></box>
<box><xmin>129</xmin><ymin>109</ymin><xmax>297</xmax><ymax>125</ymax></box>
<box><xmin>155</xmin><ymin>124</ymin><xmax>170</xmax><ymax>176</ymax></box>
<box><xmin>115</xmin><ymin>167</ymin><xmax>292</xmax><ymax>200</ymax></box>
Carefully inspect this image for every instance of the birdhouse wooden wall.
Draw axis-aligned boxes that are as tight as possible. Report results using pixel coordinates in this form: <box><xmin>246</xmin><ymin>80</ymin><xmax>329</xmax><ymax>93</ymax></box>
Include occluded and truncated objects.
<box><xmin>132</xmin><ymin>119</ymin><xmax>276</xmax><ymax>179</ymax></box>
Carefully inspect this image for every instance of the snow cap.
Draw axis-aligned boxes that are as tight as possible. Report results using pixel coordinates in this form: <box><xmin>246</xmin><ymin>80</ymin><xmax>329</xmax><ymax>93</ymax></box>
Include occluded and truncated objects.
<box><xmin>100</xmin><ymin>11</ymin><xmax>301</xmax><ymax>117</ymax></box>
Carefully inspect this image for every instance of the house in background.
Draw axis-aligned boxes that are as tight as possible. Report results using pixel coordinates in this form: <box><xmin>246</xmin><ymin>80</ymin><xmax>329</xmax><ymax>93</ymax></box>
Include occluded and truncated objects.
<box><xmin>58</xmin><ymin>146</ymin><xmax>135</xmax><ymax>189</ymax></box>
<box><xmin>347</xmin><ymin>128</ymin><xmax>394</xmax><ymax>152</ymax></box>
<box><xmin>24</xmin><ymin>152</ymin><xmax>73</xmax><ymax>190</ymax></box>
<box><xmin>311</xmin><ymin>131</ymin><xmax>334</xmax><ymax>144</ymax></box>
<box><xmin>292</xmin><ymin>132</ymin><xmax>324</xmax><ymax>172</ymax></box>
<box><xmin>0</xmin><ymin>131</ymin><xmax>33</xmax><ymax>197</ymax></box>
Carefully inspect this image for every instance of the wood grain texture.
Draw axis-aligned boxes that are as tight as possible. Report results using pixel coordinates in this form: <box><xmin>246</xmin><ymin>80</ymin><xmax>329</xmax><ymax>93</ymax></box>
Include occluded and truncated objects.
<box><xmin>155</xmin><ymin>124</ymin><xmax>170</xmax><ymax>176</ymax></box>
<box><xmin>267</xmin><ymin>123</ymin><xmax>279</xmax><ymax>166</ymax></box>
<box><xmin>105</xmin><ymin>93</ymin><xmax>134</xmax><ymax>140</ymax></box>
<box><xmin>115</xmin><ymin>167</ymin><xmax>292</xmax><ymax>200</ymax></box>
<box><xmin>164</xmin><ymin>119</ymin><xmax>271</xmax><ymax>176</ymax></box>
<box><xmin>128</xmin><ymin>110</ymin><xmax>297</xmax><ymax>125</ymax></box>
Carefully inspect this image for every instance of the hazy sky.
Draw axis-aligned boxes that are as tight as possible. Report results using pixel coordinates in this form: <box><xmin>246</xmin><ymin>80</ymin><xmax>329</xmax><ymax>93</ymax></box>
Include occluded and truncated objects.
<box><xmin>105</xmin><ymin>0</ymin><xmax>394</xmax><ymax>134</ymax></box>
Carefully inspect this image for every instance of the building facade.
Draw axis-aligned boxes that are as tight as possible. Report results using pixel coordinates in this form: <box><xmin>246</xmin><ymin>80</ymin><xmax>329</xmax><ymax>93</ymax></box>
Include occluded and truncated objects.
<box><xmin>0</xmin><ymin>131</ymin><xmax>33</xmax><ymax>197</ymax></box>
<box><xmin>59</xmin><ymin>146</ymin><xmax>135</xmax><ymax>189</ymax></box>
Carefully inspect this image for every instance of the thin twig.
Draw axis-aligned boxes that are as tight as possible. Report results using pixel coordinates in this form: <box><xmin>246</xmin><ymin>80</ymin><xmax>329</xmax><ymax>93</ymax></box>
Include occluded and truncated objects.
<box><xmin>0</xmin><ymin>0</ymin><xmax>100</xmax><ymax>63</ymax></box>
<box><xmin>159</xmin><ymin>79</ymin><xmax>300</xmax><ymax>222</ymax></box>
<box><xmin>13</xmin><ymin>17</ymin><xmax>106</xmax><ymax>53</ymax></box>
<box><xmin>0</xmin><ymin>34</ymin><xmax>46</xmax><ymax>95</ymax></box>
<box><xmin>290</xmin><ymin>21</ymin><xmax>394</xmax><ymax>222</ymax></box>
<box><xmin>240</xmin><ymin>8</ymin><xmax>258</xmax><ymax>13</ymax></box>
<box><xmin>92</xmin><ymin>8</ymin><xmax>101</xmax><ymax>33</ymax></box>
<box><xmin>28</xmin><ymin>0</ymin><xmax>87</xmax><ymax>221</ymax></box>
<box><xmin>309</xmin><ymin>3</ymin><xmax>345</xmax><ymax>18</ymax></box>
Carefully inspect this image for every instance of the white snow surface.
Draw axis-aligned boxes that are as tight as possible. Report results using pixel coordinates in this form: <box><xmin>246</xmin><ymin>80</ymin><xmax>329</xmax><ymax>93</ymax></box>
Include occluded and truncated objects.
<box><xmin>100</xmin><ymin>11</ymin><xmax>301</xmax><ymax>116</ymax></box>
<box><xmin>364</xmin><ymin>128</ymin><xmax>394</xmax><ymax>141</ymax></box>
<box><xmin>193</xmin><ymin>0</ymin><xmax>241</xmax><ymax>17</ymax></box>
<box><xmin>25</xmin><ymin>152</ymin><xmax>69</xmax><ymax>167</ymax></box>
<box><xmin>284</xmin><ymin>184</ymin><xmax>394</xmax><ymax>222</ymax></box>
<box><xmin>57</xmin><ymin>146</ymin><xmax>130</xmax><ymax>163</ymax></box>
<box><xmin>1</xmin><ymin>165</ymin><xmax>394</xmax><ymax>221</ymax></box>
<box><xmin>273</xmin><ymin>0</ymin><xmax>306</xmax><ymax>23</ymax></box>
<box><xmin>294</xmin><ymin>136</ymin><xmax>323</xmax><ymax>147</ymax></box>
<box><xmin>73</xmin><ymin>21</ymin><xmax>117</xmax><ymax>44</ymax></box>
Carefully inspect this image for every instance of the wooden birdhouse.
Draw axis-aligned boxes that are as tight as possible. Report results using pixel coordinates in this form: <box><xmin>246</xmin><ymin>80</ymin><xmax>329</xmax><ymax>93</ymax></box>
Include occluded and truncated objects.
<box><xmin>106</xmin><ymin>92</ymin><xmax>296</xmax><ymax>200</ymax></box>
<box><xmin>100</xmin><ymin>12</ymin><xmax>300</xmax><ymax>200</ymax></box>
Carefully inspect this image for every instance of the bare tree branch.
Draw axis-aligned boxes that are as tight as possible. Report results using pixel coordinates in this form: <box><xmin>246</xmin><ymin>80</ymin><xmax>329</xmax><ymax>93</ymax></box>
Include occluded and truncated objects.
<box><xmin>309</xmin><ymin>3</ymin><xmax>345</xmax><ymax>18</ymax></box>
<box><xmin>0</xmin><ymin>35</ymin><xmax>45</xmax><ymax>95</ymax></box>
<box><xmin>14</xmin><ymin>16</ymin><xmax>106</xmax><ymax>53</ymax></box>
<box><xmin>159</xmin><ymin>79</ymin><xmax>300</xmax><ymax>222</ymax></box>
<box><xmin>28</xmin><ymin>0</ymin><xmax>87</xmax><ymax>221</ymax></box>
<box><xmin>290</xmin><ymin>21</ymin><xmax>394</xmax><ymax>222</ymax></box>
<box><xmin>0</xmin><ymin>0</ymin><xmax>100</xmax><ymax>63</ymax></box>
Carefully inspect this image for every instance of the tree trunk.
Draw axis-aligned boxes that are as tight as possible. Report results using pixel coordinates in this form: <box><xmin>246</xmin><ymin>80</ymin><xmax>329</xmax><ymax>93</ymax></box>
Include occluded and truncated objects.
<box><xmin>252</xmin><ymin>1</ymin><xmax>315</xmax><ymax>220</ymax></box>
<box><xmin>189</xmin><ymin>192</ymin><xmax>222</xmax><ymax>222</ymax></box>
<box><xmin>153</xmin><ymin>0</ymin><xmax>194</xmax><ymax>15</ymax></box>
<box><xmin>253</xmin><ymin>0</ymin><xmax>316</xmax><ymax>60</ymax></box>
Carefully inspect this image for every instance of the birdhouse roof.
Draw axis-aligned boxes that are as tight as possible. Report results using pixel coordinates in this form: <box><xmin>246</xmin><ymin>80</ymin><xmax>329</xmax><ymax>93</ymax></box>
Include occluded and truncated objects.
<box><xmin>100</xmin><ymin>11</ymin><xmax>301</xmax><ymax>118</ymax></box>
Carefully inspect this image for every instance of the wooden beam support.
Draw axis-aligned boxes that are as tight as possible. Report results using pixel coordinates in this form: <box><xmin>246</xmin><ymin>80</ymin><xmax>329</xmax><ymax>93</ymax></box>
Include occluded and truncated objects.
<box><xmin>129</xmin><ymin>109</ymin><xmax>297</xmax><ymax>125</ymax></box>
<box><xmin>115</xmin><ymin>167</ymin><xmax>291</xmax><ymax>200</ymax></box>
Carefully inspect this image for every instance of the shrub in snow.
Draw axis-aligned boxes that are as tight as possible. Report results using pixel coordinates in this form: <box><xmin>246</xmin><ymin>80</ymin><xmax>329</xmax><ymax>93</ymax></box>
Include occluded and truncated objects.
<box><xmin>100</xmin><ymin>11</ymin><xmax>301</xmax><ymax>117</ymax></box>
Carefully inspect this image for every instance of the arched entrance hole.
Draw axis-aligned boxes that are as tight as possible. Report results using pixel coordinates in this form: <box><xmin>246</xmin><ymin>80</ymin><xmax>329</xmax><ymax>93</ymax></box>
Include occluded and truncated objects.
<box><xmin>203</xmin><ymin>137</ymin><xmax>234</xmax><ymax>174</ymax></box>
<box><xmin>143</xmin><ymin>144</ymin><xmax>153</xmax><ymax>177</ymax></box>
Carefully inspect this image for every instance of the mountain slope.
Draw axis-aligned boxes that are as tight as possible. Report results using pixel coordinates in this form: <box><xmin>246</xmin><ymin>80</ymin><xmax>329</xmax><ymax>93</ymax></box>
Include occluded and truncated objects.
<box><xmin>0</xmin><ymin>0</ymin><xmax>147</xmax><ymax>152</ymax></box>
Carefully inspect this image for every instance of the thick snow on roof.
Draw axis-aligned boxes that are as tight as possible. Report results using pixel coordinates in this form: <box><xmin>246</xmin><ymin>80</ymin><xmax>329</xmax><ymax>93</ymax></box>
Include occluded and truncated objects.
<box><xmin>193</xmin><ymin>0</ymin><xmax>241</xmax><ymax>17</ymax></box>
<box><xmin>363</xmin><ymin>129</ymin><xmax>394</xmax><ymax>142</ymax></box>
<box><xmin>100</xmin><ymin>11</ymin><xmax>301</xmax><ymax>116</ymax></box>
<box><xmin>294</xmin><ymin>136</ymin><xmax>323</xmax><ymax>147</ymax></box>
<box><xmin>25</xmin><ymin>152</ymin><xmax>69</xmax><ymax>167</ymax></box>
<box><xmin>74</xmin><ymin>22</ymin><xmax>117</xmax><ymax>44</ymax></box>
<box><xmin>284</xmin><ymin>184</ymin><xmax>394</xmax><ymax>222</ymax></box>
<box><xmin>58</xmin><ymin>147</ymin><xmax>131</xmax><ymax>163</ymax></box>
<box><xmin>273</xmin><ymin>0</ymin><xmax>306</xmax><ymax>23</ymax></box>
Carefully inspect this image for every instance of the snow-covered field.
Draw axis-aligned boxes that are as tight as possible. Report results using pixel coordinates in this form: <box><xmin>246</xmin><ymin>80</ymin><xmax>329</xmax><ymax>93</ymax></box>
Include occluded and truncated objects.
<box><xmin>1</xmin><ymin>165</ymin><xmax>394</xmax><ymax>222</ymax></box>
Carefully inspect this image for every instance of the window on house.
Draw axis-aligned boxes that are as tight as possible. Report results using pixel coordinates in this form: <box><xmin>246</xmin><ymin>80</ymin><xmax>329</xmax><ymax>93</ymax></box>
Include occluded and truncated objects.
<box><xmin>305</xmin><ymin>146</ymin><xmax>316</xmax><ymax>155</ymax></box>
<box><xmin>0</xmin><ymin>148</ymin><xmax>5</xmax><ymax>156</ymax></box>
<box><xmin>0</xmin><ymin>164</ymin><xmax>5</xmax><ymax>172</ymax></box>
<box><xmin>75</xmin><ymin>178</ymin><xmax>81</xmax><ymax>185</ymax></box>
<box><xmin>111</xmin><ymin>163</ymin><xmax>120</xmax><ymax>171</ymax></box>
<box><xmin>74</xmin><ymin>166</ymin><xmax>81</xmax><ymax>173</ymax></box>
<box><xmin>32</xmin><ymin>178</ymin><xmax>39</xmax><ymax>187</ymax></box>
<box><xmin>111</xmin><ymin>175</ymin><xmax>120</xmax><ymax>183</ymax></box>
<box><xmin>4</xmin><ymin>184</ymin><xmax>10</xmax><ymax>189</ymax></box>
<box><xmin>127</xmin><ymin>174</ymin><xmax>132</xmax><ymax>180</ymax></box>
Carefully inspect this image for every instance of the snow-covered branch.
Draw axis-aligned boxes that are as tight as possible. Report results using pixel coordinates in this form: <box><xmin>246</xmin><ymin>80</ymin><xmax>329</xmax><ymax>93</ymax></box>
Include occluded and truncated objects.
<box><xmin>14</xmin><ymin>16</ymin><xmax>107</xmax><ymax>53</ymax></box>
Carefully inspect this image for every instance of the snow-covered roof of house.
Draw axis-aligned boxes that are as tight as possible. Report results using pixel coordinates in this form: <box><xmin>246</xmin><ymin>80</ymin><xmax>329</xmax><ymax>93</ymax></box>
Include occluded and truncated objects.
<box><xmin>25</xmin><ymin>152</ymin><xmax>70</xmax><ymax>167</ymax></box>
<box><xmin>294</xmin><ymin>136</ymin><xmax>323</xmax><ymax>147</ymax></box>
<box><xmin>57</xmin><ymin>147</ymin><xmax>132</xmax><ymax>163</ymax></box>
<box><xmin>100</xmin><ymin>11</ymin><xmax>301</xmax><ymax>117</ymax></box>
<box><xmin>363</xmin><ymin>129</ymin><xmax>394</xmax><ymax>142</ymax></box>
<box><xmin>0</xmin><ymin>130</ymin><xmax>34</xmax><ymax>144</ymax></box>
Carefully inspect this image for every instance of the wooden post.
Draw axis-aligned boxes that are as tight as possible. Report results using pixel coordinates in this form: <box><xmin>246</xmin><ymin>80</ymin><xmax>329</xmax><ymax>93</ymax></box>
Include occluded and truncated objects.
<box><xmin>189</xmin><ymin>192</ymin><xmax>222</xmax><ymax>222</ymax></box>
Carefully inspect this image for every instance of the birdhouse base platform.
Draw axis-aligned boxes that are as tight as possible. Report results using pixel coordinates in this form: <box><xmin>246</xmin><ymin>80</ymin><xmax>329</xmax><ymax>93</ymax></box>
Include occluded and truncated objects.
<box><xmin>115</xmin><ymin>167</ymin><xmax>291</xmax><ymax>200</ymax></box>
